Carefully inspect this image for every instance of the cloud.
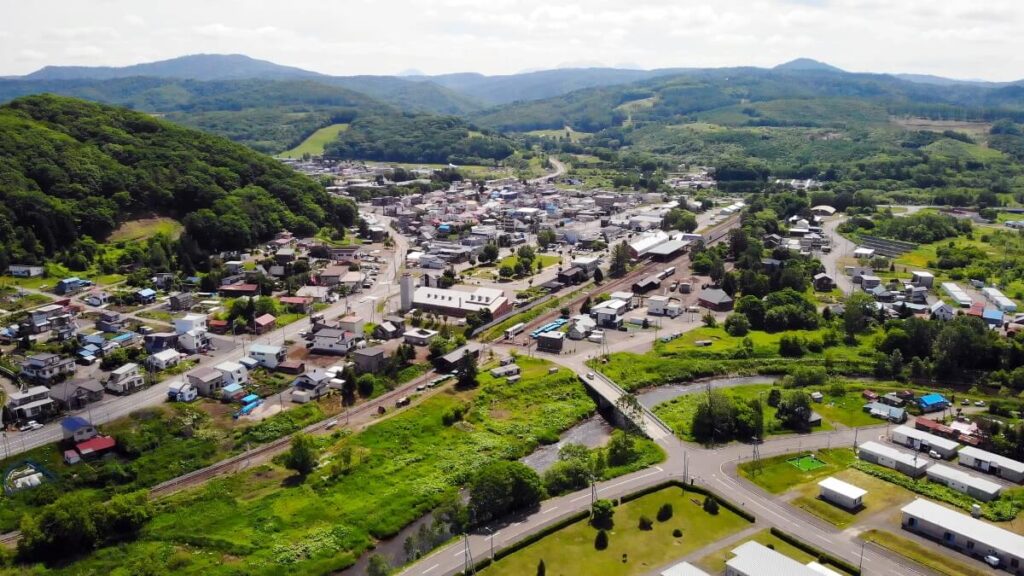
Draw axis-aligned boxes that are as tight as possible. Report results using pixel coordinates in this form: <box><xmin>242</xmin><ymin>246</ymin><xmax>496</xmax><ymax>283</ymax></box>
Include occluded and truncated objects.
<box><xmin>0</xmin><ymin>0</ymin><xmax>1023</xmax><ymax>80</ymax></box>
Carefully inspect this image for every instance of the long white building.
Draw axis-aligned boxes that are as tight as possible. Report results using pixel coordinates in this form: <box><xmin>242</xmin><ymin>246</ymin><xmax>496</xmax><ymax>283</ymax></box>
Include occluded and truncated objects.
<box><xmin>926</xmin><ymin>463</ymin><xmax>1002</xmax><ymax>502</ymax></box>
<box><xmin>901</xmin><ymin>499</ymin><xmax>1024</xmax><ymax>571</ymax></box>
<box><xmin>891</xmin><ymin>425</ymin><xmax>960</xmax><ymax>459</ymax></box>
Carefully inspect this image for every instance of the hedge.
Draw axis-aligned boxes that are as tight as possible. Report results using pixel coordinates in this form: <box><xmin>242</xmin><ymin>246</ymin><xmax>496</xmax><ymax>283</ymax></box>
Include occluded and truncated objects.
<box><xmin>770</xmin><ymin>527</ymin><xmax>861</xmax><ymax>575</ymax></box>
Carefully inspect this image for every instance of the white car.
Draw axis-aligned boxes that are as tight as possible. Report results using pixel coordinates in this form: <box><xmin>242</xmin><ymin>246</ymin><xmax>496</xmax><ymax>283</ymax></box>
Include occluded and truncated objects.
<box><xmin>586</xmin><ymin>372</ymin><xmax>595</xmax><ymax>379</ymax></box>
<box><xmin>974</xmin><ymin>400</ymin><xmax>986</xmax><ymax>407</ymax></box>
<box><xmin>984</xmin><ymin>555</ymin><xmax>1000</xmax><ymax>568</ymax></box>
<box><xmin>928</xmin><ymin>450</ymin><xmax>942</xmax><ymax>460</ymax></box>
<box><xmin>19</xmin><ymin>420</ymin><xmax>43</xmax><ymax>432</ymax></box>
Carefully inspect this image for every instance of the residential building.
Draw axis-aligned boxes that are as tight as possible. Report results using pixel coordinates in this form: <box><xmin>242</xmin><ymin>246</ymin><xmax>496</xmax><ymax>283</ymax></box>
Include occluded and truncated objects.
<box><xmin>106</xmin><ymin>363</ymin><xmax>145</xmax><ymax>394</ymax></box>
<box><xmin>813</xmin><ymin>273</ymin><xmax>835</xmax><ymax>292</ymax></box>
<box><xmin>169</xmin><ymin>292</ymin><xmax>194</xmax><ymax>311</ymax></box>
<box><xmin>568</xmin><ymin>315</ymin><xmax>597</xmax><ymax>340</ymax></box>
<box><xmin>311</xmin><ymin>328</ymin><xmax>359</xmax><ymax>355</ymax></box>
<box><xmin>958</xmin><ymin>446</ymin><xmax>1024</xmax><ymax>483</ymax></box>
<box><xmin>178</xmin><ymin>329</ymin><xmax>209</xmax><ymax>353</ymax></box>
<box><xmin>353</xmin><ymin>346</ymin><xmax>386</xmax><ymax>373</ymax></box>
<box><xmin>148</xmin><ymin>349</ymin><xmax>182</xmax><ymax>371</ymax></box>
<box><xmin>917</xmin><ymin>393</ymin><xmax>951</xmax><ymax>413</ymax></box>
<box><xmin>20</xmin><ymin>353</ymin><xmax>76</xmax><ymax>383</ymax></box>
<box><xmin>891</xmin><ymin>425</ymin><xmax>960</xmax><ymax>459</ymax></box>
<box><xmin>338</xmin><ymin>314</ymin><xmax>364</xmax><ymax>334</ymax></box>
<box><xmin>214</xmin><ymin>361</ymin><xmax>248</xmax><ymax>387</ymax></box>
<box><xmin>96</xmin><ymin>311</ymin><xmax>126</xmax><ymax>333</ymax></box>
<box><xmin>144</xmin><ymin>332</ymin><xmax>178</xmax><ymax>354</ymax></box>
<box><xmin>55</xmin><ymin>277</ymin><xmax>88</xmax><ymax>295</ymax></box>
<box><xmin>135</xmin><ymin>288</ymin><xmax>157</xmax><ymax>304</ymax></box>
<box><xmin>279</xmin><ymin>296</ymin><xmax>312</xmax><ymax>313</ymax></box>
<box><xmin>174</xmin><ymin>314</ymin><xmax>207</xmax><ymax>335</ymax></box>
<box><xmin>930</xmin><ymin>300</ymin><xmax>955</xmax><ymax>321</ymax></box>
<box><xmin>61</xmin><ymin>416</ymin><xmax>98</xmax><ymax>443</ymax></box>
<box><xmin>5</xmin><ymin>386</ymin><xmax>55</xmax><ymax>421</ymax></box>
<box><xmin>292</xmin><ymin>369</ymin><xmax>332</xmax><ymax>400</ymax></box>
<box><xmin>7</xmin><ymin>264</ymin><xmax>44</xmax><ymax>277</ymax></box>
<box><xmin>592</xmin><ymin>299</ymin><xmax>629</xmax><ymax>328</ymax></box>
<box><xmin>254</xmin><ymin>313</ymin><xmax>276</xmax><ymax>335</ymax></box>
<box><xmin>818</xmin><ymin>477</ymin><xmax>866</xmax><ymax>510</ymax></box>
<box><xmin>249</xmin><ymin>344</ymin><xmax>286</xmax><ymax>369</ymax></box>
<box><xmin>857</xmin><ymin>441</ymin><xmax>928</xmax><ymax>477</ymax></box>
<box><xmin>901</xmin><ymin>499</ymin><xmax>1024</xmax><ymax>571</ymax></box>
<box><xmin>187</xmin><ymin>367</ymin><xmax>225</xmax><ymax>397</ymax></box>
<box><xmin>436</xmin><ymin>342</ymin><xmax>483</xmax><ymax>372</ymax></box>
<box><xmin>49</xmin><ymin>379</ymin><xmax>104</xmax><ymax>411</ymax></box>
<box><xmin>926</xmin><ymin>464</ymin><xmax>1002</xmax><ymax>502</ymax></box>
<box><xmin>219</xmin><ymin>283</ymin><xmax>260</xmax><ymax>298</ymax></box>
<box><xmin>648</xmin><ymin>295</ymin><xmax>681</xmax><ymax>317</ymax></box>
<box><xmin>910</xmin><ymin>270</ymin><xmax>935</xmax><ymax>288</ymax></box>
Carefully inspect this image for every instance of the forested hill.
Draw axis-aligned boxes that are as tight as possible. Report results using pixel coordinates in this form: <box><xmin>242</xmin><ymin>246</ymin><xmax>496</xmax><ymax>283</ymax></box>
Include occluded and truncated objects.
<box><xmin>0</xmin><ymin>95</ymin><xmax>356</xmax><ymax>269</ymax></box>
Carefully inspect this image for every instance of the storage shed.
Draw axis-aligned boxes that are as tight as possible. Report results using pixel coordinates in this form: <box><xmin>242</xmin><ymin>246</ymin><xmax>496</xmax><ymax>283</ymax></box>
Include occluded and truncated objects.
<box><xmin>891</xmin><ymin>425</ymin><xmax>960</xmax><ymax>459</ymax></box>
<box><xmin>817</xmin><ymin>476</ymin><xmax>867</xmax><ymax>510</ymax></box>
<box><xmin>926</xmin><ymin>464</ymin><xmax>1002</xmax><ymax>502</ymax></box>
<box><xmin>857</xmin><ymin>441</ymin><xmax>928</xmax><ymax>477</ymax></box>
<box><xmin>958</xmin><ymin>446</ymin><xmax>1024</xmax><ymax>483</ymax></box>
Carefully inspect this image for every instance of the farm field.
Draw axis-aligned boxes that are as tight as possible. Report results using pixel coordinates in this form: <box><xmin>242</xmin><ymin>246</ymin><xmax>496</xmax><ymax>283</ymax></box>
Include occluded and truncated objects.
<box><xmin>279</xmin><ymin>123</ymin><xmax>349</xmax><ymax>158</ymax></box>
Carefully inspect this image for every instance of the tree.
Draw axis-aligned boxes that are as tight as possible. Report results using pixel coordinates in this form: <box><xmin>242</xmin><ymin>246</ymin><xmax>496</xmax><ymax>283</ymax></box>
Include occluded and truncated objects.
<box><xmin>638</xmin><ymin>515</ymin><xmax>654</xmax><ymax>530</ymax></box>
<box><xmin>283</xmin><ymin>433</ymin><xmax>319</xmax><ymax>476</ymax></box>
<box><xmin>499</xmin><ymin>264</ymin><xmax>514</xmax><ymax>278</ymax></box>
<box><xmin>592</xmin><ymin>267</ymin><xmax>604</xmax><ymax>284</ymax></box>
<box><xmin>17</xmin><ymin>495</ymin><xmax>98</xmax><ymax>561</ymax></box>
<box><xmin>657</xmin><ymin>503</ymin><xmax>674</xmax><ymax>522</ymax></box>
<box><xmin>357</xmin><ymin>373</ymin><xmax>377</xmax><ymax>397</ymax></box>
<box><xmin>481</xmin><ymin>242</ymin><xmax>499</xmax><ymax>263</ymax></box>
<box><xmin>703</xmin><ymin>496</ymin><xmax>720</xmax><ymax>515</ymax></box>
<box><xmin>767</xmin><ymin>388</ymin><xmax>782</xmax><ymax>408</ymax></box>
<box><xmin>843</xmin><ymin>293</ymin><xmax>876</xmax><ymax>340</ymax></box>
<box><xmin>775</xmin><ymin>391</ymin><xmax>813</xmax><ymax>432</ymax></box>
<box><xmin>457</xmin><ymin>352</ymin><xmax>478</xmax><ymax>389</ymax></box>
<box><xmin>661</xmin><ymin>208</ymin><xmax>698</xmax><ymax>232</ymax></box>
<box><xmin>537</xmin><ymin>229</ymin><xmax>557</xmax><ymax>250</ymax></box>
<box><xmin>610</xmin><ymin>241</ymin><xmax>630</xmax><ymax>278</ymax></box>
<box><xmin>367</xmin><ymin>554</ymin><xmax>391</xmax><ymax>576</ymax></box>
<box><xmin>709</xmin><ymin>259</ymin><xmax>726</xmax><ymax>284</ymax></box>
<box><xmin>606</xmin><ymin>430</ymin><xmax>638</xmax><ymax>466</ymax></box>
<box><xmin>724</xmin><ymin>313</ymin><xmax>750</xmax><ymax>336</ymax></box>
<box><xmin>580</xmin><ymin>296</ymin><xmax>593</xmax><ymax>314</ymax></box>
<box><xmin>469</xmin><ymin>461</ymin><xmax>544</xmax><ymax>524</ymax></box>
<box><xmin>595</xmin><ymin>529</ymin><xmax>609</xmax><ymax>550</ymax></box>
<box><xmin>735</xmin><ymin>295</ymin><xmax>766</xmax><ymax>330</ymax></box>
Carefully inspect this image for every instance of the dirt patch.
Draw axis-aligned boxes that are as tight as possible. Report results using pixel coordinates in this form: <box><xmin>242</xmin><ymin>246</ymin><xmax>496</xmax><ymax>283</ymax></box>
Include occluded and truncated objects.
<box><xmin>489</xmin><ymin>409</ymin><xmax>510</xmax><ymax>420</ymax></box>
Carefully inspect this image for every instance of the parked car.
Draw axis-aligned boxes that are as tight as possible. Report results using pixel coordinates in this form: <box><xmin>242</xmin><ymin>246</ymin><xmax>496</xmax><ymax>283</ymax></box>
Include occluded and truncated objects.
<box><xmin>19</xmin><ymin>421</ymin><xmax>43</xmax><ymax>432</ymax></box>
<box><xmin>984</xmin><ymin>555</ymin><xmax>1000</xmax><ymax>568</ymax></box>
<box><xmin>928</xmin><ymin>450</ymin><xmax>942</xmax><ymax>459</ymax></box>
<box><xmin>961</xmin><ymin>399</ymin><xmax>970</xmax><ymax>406</ymax></box>
<box><xmin>586</xmin><ymin>372</ymin><xmax>595</xmax><ymax>379</ymax></box>
<box><xmin>974</xmin><ymin>400</ymin><xmax>986</xmax><ymax>407</ymax></box>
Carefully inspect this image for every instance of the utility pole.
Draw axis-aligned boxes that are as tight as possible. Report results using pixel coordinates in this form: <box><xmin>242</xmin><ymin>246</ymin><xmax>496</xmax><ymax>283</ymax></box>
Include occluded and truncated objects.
<box><xmin>462</xmin><ymin>533</ymin><xmax>475</xmax><ymax>575</ymax></box>
<box><xmin>751</xmin><ymin>438</ymin><xmax>762</xmax><ymax>476</ymax></box>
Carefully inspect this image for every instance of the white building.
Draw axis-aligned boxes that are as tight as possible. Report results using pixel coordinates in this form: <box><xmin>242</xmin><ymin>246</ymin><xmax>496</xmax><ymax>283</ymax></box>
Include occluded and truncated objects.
<box><xmin>725</xmin><ymin>541</ymin><xmax>825</xmax><ymax>576</ymax></box>
<box><xmin>891</xmin><ymin>425</ymin><xmax>960</xmax><ymax>459</ymax></box>
<box><xmin>930</xmin><ymin>300</ymin><xmax>955</xmax><ymax>321</ymax></box>
<box><xmin>942</xmin><ymin>282</ymin><xmax>973</xmax><ymax>307</ymax></box>
<box><xmin>818</xmin><ymin>476</ymin><xmax>867</xmax><ymax>510</ymax></box>
<box><xmin>411</xmin><ymin>286</ymin><xmax>510</xmax><ymax>318</ymax></box>
<box><xmin>249</xmin><ymin>344</ymin><xmax>285</xmax><ymax>369</ymax></box>
<box><xmin>174</xmin><ymin>313</ymin><xmax>207</xmax><ymax>335</ymax></box>
<box><xmin>982</xmin><ymin>286</ymin><xmax>1018</xmax><ymax>313</ymax></box>
<box><xmin>647</xmin><ymin>295</ymin><xmax>681</xmax><ymax>317</ymax></box>
<box><xmin>958</xmin><ymin>446</ymin><xmax>1024</xmax><ymax>483</ymax></box>
<box><xmin>926</xmin><ymin>464</ymin><xmax>1002</xmax><ymax>502</ymax></box>
<box><xmin>214</xmin><ymin>361</ymin><xmax>249</xmax><ymax>387</ymax></box>
<box><xmin>857</xmin><ymin>441</ymin><xmax>928</xmax><ymax>477</ymax></box>
<box><xmin>592</xmin><ymin>299</ymin><xmax>629</xmax><ymax>328</ymax></box>
<box><xmin>147</xmin><ymin>349</ymin><xmax>182</xmax><ymax>371</ymax></box>
<box><xmin>660</xmin><ymin>561</ymin><xmax>711</xmax><ymax>576</ymax></box>
<box><xmin>628</xmin><ymin>230</ymin><xmax>670</xmax><ymax>258</ymax></box>
<box><xmin>106</xmin><ymin>362</ymin><xmax>145</xmax><ymax>394</ymax></box>
<box><xmin>901</xmin><ymin>499</ymin><xmax>1024</xmax><ymax>570</ymax></box>
<box><xmin>853</xmin><ymin>247</ymin><xmax>875</xmax><ymax>259</ymax></box>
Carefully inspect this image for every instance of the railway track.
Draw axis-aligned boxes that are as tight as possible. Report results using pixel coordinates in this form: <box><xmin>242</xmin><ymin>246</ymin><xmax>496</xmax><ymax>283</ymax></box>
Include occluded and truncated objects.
<box><xmin>520</xmin><ymin>215</ymin><xmax>740</xmax><ymax>335</ymax></box>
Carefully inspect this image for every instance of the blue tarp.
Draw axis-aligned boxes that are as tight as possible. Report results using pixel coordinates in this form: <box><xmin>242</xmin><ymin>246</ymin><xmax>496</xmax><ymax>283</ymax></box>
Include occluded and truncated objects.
<box><xmin>241</xmin><ymin>394</ymin><xmax>259</xmax><ymax>404</ymax></box>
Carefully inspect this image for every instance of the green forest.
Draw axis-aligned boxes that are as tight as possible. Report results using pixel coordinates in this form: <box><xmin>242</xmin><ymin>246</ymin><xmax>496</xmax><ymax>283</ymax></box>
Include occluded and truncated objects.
<box><xmin>0</xmin><ymin>95</ymin><xmax>357</xmax><ymax>270</ymax></box>
<box><xmin>324</xmin><ymin>114</ymin><xmax>515</xmax><ymax>164</ymax></box>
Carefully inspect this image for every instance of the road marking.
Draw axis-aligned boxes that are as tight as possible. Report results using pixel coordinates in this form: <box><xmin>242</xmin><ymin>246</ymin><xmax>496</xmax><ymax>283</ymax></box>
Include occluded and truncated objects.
<box><xmin>544</xmin><ymin>506</ymin><xmax>559</xmax><ymax>514</ymax></box>
<box><xmin>421</xmin><ymin>563</ymin><xmax>439</xmax><ymax>574</ymax></box>
<box><xmin>570</xmin><ymin>494</ymin><xmax>590</xmax><ymax>503</ymax></box>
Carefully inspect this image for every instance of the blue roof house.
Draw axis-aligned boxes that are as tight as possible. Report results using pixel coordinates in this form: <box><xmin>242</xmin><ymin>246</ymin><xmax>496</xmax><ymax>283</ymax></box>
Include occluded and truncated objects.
<box><xmin>918</xmin><ymin>393</ymin><xmax>950</xmax><ymax>413</ymax></box>
<box><xmin>61</xmin><ymin>416</ymin><xmax>98</xmax><ymax>442</ymax></box>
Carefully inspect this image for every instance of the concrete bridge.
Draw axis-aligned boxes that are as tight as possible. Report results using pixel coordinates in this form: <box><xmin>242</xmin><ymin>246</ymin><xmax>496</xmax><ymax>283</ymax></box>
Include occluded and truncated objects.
<box><xmin>579</xmin><ymin>371</ymin><xmax>674</xmax><ymax>442</ymax></box>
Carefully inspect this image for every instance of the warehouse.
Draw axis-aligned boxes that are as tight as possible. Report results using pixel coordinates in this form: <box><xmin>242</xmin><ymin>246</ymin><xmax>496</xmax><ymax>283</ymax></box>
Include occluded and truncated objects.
<box><xmin>891</xmin><ymin>425</ymin><xmax>960</xmax><ymax>459</ymax></box>
<box><xmin>926</xmin><ymin>464</ymin><xmax>1002</xmax><ymax>502</ymax></box>
<box><xmin>818</xmin><ymin>476</ymin><xmax>867</xmax><ymax>510</ymax></box>
<box><xmin>982</xmin><ymin>286</ymin><xmax>1018</xmax><ymax>313</ymax></box>
<box><xmin>647</xmin><ymin>239</ymin><xmax>690</xmax><ymax>262</ymax></box>
<box><xmin>901</xmin><ymin>499</ymin><xmax>1024</xmax><ymax>572</ymax></box>
<box><xmin>942</xmin><ymin>282</ymin><xmax>973</xmax><ymax>307</ymax></box>
<box><xmin>958</xmin><ymin>446</ymin><xmax>1024</xmax><ymax>483</ymax></box>
<box><xmin>857</xmin><ymin>441</ymin><xmax>928</xmax><ymax>477</ymax></box>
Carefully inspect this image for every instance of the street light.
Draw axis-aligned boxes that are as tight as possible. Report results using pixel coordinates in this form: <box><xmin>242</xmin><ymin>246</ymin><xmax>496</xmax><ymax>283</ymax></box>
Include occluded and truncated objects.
<box><xmin>484</xmin><ymin>527</ymin><xmax>494</xmax><ymax>561</ymax></box>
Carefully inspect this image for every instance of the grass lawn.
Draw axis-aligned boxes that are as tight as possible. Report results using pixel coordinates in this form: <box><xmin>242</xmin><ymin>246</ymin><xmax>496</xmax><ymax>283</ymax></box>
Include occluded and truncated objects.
<box><xmin>860</xmin><ymin>530</ymin><xmax>994</xmax><ymax>576</ymax></box>
<box><xmin>697</xmin><ymin>529</ymin><xmax>851</xmax><ymax>574</ymax></box>
<box><xmin>279</xmin><ymin>123</ymin><xmax>349</xmax><ymax>158</ymax></box>
<box><xmin>483</xmin><ymin>487</ymin><xmax>750</xmax><ymax>576</ymax></box>
<box><xmin>738</xmin><ymin>448</ymin><xmax>857</xmax><ymax>494</ymax></box>
<box><xmin>790</xmin><ymin>468</ymin><xmax>916</xmax><ymax>528</ymax></box>
<box><xmin>525</xmin><ymin>126</ymin><xmax>592</xmax><ymax>143</ymax></box>
<box><xmin>137</xmin><ymin>309</ymin><xmax>175</xmax><ymax>323</ymax></box>
<box><xmin>275</xmin><ymin>312</ymin><xmax>306</xmax><ymax>328</ymax></box>
<box><xmin>107</xmin><ymin>217</ymin><xmax>184</xmax><ymax>243</ymax></box>
<box><xmin>469</xmin><ymin>254</ymin><xmax>562</xmax><ymax>279</ymax></box>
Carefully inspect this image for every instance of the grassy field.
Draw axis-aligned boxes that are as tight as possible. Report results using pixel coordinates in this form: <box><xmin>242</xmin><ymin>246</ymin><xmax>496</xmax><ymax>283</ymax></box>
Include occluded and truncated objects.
<box><xmin>525</xmin><ymin>126</ymin><xmax>592</xmax><ymax>143</ymax></box>
<box><xmin>482</xmin><ymin>487</ymin><xmax>750</xmax><ymax>576</ymax></box>
<box><xmin>595</xmin><ymin>326</ymin><xmax>880</xmax><ymax>391</ymax></box>
<box><xmin>889</xmin><ymin>117</ymin><xmax>992</xmax><ymax>142</ymax></box>
<box><xmin>15</xmin><ymin>357</ymin><xmax>602</xmax><ymax>575</ymax></box>
<box><xmin>738</xmin><ymin>448</ymin><xmax>857</xmax><ymax>494</ymax></box>
<box><xmin>790</xmin><ymin>468</ymin><xmax>916</xmax><ymax>528</ymax></box>
<box><xmin>279</xmin><ymin>123</ymin><xmax>349</xmax><ymax>158</ymax></box>
<box><xmin>107</xmin><ymin>217</ymin><xmax>184</xmax><ymax>243</ymax></box>
<box><xmin>467</xmin><ymin>254</ymin><xmax>562</xmax><ymax>280</ymax></box>
<box><xmin>860</xmin><ymin>529</ymin><xmax>994</xmax><ymax>576</ymax></box>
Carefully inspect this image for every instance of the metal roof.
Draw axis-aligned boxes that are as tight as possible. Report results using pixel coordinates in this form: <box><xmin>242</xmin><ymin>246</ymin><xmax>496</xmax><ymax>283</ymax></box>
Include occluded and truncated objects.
<box><xmin>818</xmin><ymin>476</ymin><xmax>867</xmax><ymax>500</ymax></box>
<box><xmin>926</xmin><ymin>464</ymin><xmax>1002</xmax><ymax>496</ymax></box>
<box><xmin>726</xmin><ymin>541</ymin><xmax>821</xmax><ymax>576</ymax></box>
<box><xmin>902</xmin><ymin>498</ymin><xmax>1024</xmax><ymax>555</ymax></box>
<box><xmin>858</xmin><ymin>441</ymin><xmax>928</xmax><ymax>469</ymax></box>
<box><xmin>959</xmin><ymin>446</ymin><xmax>1024</xmax><ymax>474</ymax></box>
<box><xmin>660</xmin><ymin>561</ymin><xmax>711</xmax><ymax>576</ymax></box>
<box><xmin>892</xmin><ymin>425</ymin><xmax>960</xmax><ymax>452</ymax></box>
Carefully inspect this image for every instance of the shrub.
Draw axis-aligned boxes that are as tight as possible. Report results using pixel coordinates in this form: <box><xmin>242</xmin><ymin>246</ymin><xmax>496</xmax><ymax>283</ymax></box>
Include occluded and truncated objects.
<box><xmin>672</xmin><ymin>528</ymin><xmax>683</xmax><ymax>537</ymax></box>
<box><xmin>591</xmin><ymin>499</ymin><xmax>614</xmax><ymax>528</ymax></box>
<box><xmin>638</xmin><ymin>515</ymin><xmax>653</xmax><ymax>530</ymax></box>
<box><xmin>702</xmin><ymin>496</ymin><xmax>720</xmax><ymax>515</ymax></box>
<box><xmin>537</xmin><ymin>559</ymin><xmax>546</xmax><ymax>576</ymax></box>
<box><xmin>656</xmin><ymin>503</ymin><xmax>673</xmax><ymax>522</ymax></box>
<box><xmin>594</xmin><ymin>529</ymin><xmax>609</xmax><ymax>550</ymax></box>
<box><xmin>778</xmin><ymin>334</ymin><xmax>806</xmax><ymax>357</ymax></box>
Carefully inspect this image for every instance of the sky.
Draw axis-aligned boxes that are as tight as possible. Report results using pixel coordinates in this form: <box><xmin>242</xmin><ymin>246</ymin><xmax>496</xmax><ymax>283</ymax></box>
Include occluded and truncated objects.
<box><xmin>2</xmin><ymin>0</ymin><xmax>1022</xmax><ymax>80</ymax></box>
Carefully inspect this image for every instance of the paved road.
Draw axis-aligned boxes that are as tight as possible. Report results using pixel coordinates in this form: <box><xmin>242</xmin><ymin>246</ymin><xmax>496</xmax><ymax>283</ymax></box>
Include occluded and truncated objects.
<box><xmin>820</xmin><ymin>213</ymin><xmax>856</xmax><ymax>295</ymax></box>
<box><xmin>2</xmin><ymin>216</ymin><xmax>409</xmax><ymax>458</ymax></box>
<box><xmin>528</xmin><ymin>157</ymin><xmax>566</xmax><ymax>184</ymax></box>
